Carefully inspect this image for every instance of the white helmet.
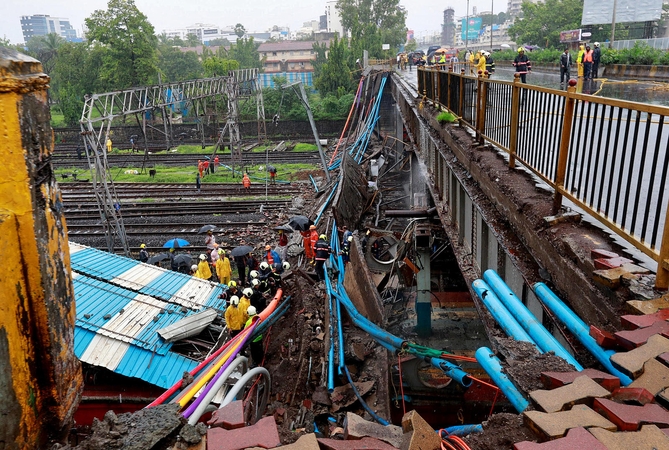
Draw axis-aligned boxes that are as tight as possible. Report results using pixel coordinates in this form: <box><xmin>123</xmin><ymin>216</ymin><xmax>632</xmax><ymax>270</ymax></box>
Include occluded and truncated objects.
<box><xmin>251</xmin><ymin>278</ymin><xmax>260</xmax><ymax>287</ymax></box>
<box><xmin>199</xmin><ymin>254</ymin><xmax>206</xmax><ymax>260</ymax></box>
<box><xmin>191</xmin><ymin>265</ymin><xmax>198</xmax><ymax>271</ymax></box>
<box><xmin>347</xmin><ymin>236</ymin><xmax>353</xmax><ymax>242</ymax></box>
<box><xmin>282</xmin><ymin>261</ymin><xmax>290</xmax><ymax>270</ymax></box>
<box><xmin>249</xmin><ymin>270</ymin><xmax>259</xmax><ymax>278</ymax></box>
<box><xmin>230</xmin><ymin>295</ymin><xmax>240</xmax><ymax>306</ymax></box>
<box><xmin>594</xmin><ymin>42</ymin><xmax>600</xmax><ymax>47</ymax></box>
<box><xmin>260</xmin><ymin>262</ymin><xmax>269</xmax><ymax>270</ymax></box>
<box><xmin>243</xmin><ymin>288</ymin><xmax>253</xmax><ymax>297</ymax></box>
<box><xmin>247</xmin><ymin>305</ymin><xmax>257</xmax><ymax>316</ymax></box>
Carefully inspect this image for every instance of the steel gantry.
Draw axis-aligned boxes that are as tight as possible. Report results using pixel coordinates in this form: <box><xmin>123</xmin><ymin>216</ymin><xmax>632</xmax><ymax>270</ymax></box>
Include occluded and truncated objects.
<box><xmin>80</xmin><ymin>72</ymin><xmax>265</xmax><ymax>254</ymax></box>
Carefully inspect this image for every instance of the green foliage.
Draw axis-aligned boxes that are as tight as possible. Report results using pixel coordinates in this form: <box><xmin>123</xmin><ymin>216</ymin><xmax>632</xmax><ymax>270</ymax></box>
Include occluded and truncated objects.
<box><xmin>85</xmin><ymin>0</ymin><xmax>158</xmax><ymax>89</ymax></box>
<box><xmin>405</xmin><ymin>39</ymin><xmax>417</xmax><ymax>52</ymax></box>
<box><xmin>292</xmin><ymin>143</ymin><xmax>317</xmax><ymax>151</ymax></box>
<box><xmin>314</xmin><ymin>35</ymin><xmax>353</xmax><ymax>97</ymax></box>
<box><xmin>158</xmin><ymin>47</ymin><xmax>203</xmax><ymax>82</ymax></box>
<box><xmin>202</xmin><ymin>56</ymin><xmax>239</xmax><ymax>77</ymax></box>
<box><xmin>337</xmin><ymin>0</ymin><xmax>407</xmax><ymax>58</ymax></box>
<box><xmin>229</xmin><ymin>37</ymin><xmax>263</xmax><ymax>69</ymax></box>
<box><xmin>508</xmin><ymin>0</ymin><xmax>583</xmax><ymax>49</ymax></box>
<box><xmin>25</xmin><ymin>33</ymin><xmax>65</xmax><ymax>74</ymax></box>
<box><xmin>436</xmin><ymin>111</ymin><xmax>457</xmax><ymax>123</ymax></box>
<box><xmin>185</xmin><ymin>34</ymin><xmax>200</xmax><ymax>47</ymax></box>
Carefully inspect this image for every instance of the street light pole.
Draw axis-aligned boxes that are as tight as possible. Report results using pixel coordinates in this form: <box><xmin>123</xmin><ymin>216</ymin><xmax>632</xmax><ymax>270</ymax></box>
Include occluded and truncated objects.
<box><xmin>490</xmin><ymin>0</ymin><xmax>494</xmax><ymax>51</ymax></box>
<box><xmin>610</xmin><ymin>0</ymin><xmax>617</xmax><ymax>47</ymax></box>
<box><xmin>466</xmin><ymin>0</ymin><xmax>470</xmax><ymax>51</ymax></box>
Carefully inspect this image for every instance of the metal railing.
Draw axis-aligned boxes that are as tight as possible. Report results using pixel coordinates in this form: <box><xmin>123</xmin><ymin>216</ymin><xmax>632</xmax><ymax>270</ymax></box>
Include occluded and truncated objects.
<box><xmin>418</xmin><ymin>66</ymin><xmax>669</xmax><ymax>289</ymax></box>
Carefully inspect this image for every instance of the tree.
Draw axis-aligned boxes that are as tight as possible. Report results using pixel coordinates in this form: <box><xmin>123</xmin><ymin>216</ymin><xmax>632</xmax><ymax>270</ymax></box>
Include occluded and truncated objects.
<box><xmin>336</xmin><ymin>0</ymin><xmax>407</xmax><ymax>58</ymax></box>
<box><xmin>508</xmin><ymin>0</ymin><xmax>583</xmax><ymax>48</ymax></box>
<box><xmin>405</xmin><ymin>38</ymin><xmax>417</xmax><ymax>52</ymax></box>
<box><xmin>202</xmin><ymin>56</ymin><xmax>239</xmax><ymax>77</ymax></box>
<box><xmin>234</xmin><ymin>23</ymin><xmax>246</xmax><ymax>38</ymax></box>
<box><xmin>228</xmin><ymin>37</ymin><xmax>263</xmax><ymax>69</ymax></box>
<box><xmin>159</xmin><ymin>47</ymin><xmax>203</xmax><ymax>81</ymax></box>
<box><xmin>185</xmin><ymin>33</ymin><xmax>200</xmax><ymax>47</ymax></box>
<box><xmin>25</xmin><ymin>33</ymin><xmax>65</xmax><ymax>74</ymax></box>
<box><xmin>85</xmin><ymin>0</ymin><xmax>158</xmax><ymax>89</ymax></box>
<box><xmin>314</xmin><ymin>36</ymin><xmax>352</xmax><ymax>98</ymax></box>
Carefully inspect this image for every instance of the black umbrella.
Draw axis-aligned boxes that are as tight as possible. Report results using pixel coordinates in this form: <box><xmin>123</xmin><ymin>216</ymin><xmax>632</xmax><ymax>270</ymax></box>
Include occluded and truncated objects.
<box><xmin>198</xmin><ymin>224</ymin><xmax>217</xmax><ymax>234</ymax></box>
<box><xmin>288</xmin><ymin>215</ymin><xmax>312</xmax><ymax>231</ymax></box>
<box><xmin>274</xmin><ymin>224</ymin><xmax>294</xmax><ymax>233</ymax></box>
<box><xmin>173</xmin><ymin>254</ymin><xmax>193</xmax><ymax>267</ymax></box>
<box><xmin>147</xmin><ymin>253</ymin><xmax>169</xmax><ymax>264</ymax></box>
<box><xmin>230</xmin><ymin>245</ymin><xmax>254</xmax><ymax>257</ymax></box>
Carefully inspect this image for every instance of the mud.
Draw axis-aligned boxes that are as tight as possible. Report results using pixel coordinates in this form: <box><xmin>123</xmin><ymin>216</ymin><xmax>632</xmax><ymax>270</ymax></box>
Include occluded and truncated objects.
<box><xmin>463</xmin><ymin>413</ymin><xmax>537</xmax><ymax>450</ymax></box>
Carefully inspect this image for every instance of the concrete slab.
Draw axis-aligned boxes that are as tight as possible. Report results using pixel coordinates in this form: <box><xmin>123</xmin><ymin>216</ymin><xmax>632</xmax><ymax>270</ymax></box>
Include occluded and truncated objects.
<box><xmin>513</xmin><ymin>427</ymin><xmax>608</xmax><ymax>450</ymax></box>
<box><xmin>591</xmin><ymin>249</ymin><xmax>620</xmax><ymax>259</ymax></box>
<box><xmin>658</xmin><ymin>352</ymin><xmax>669</xmax><ymax>368</ymax></box>
<box><xmin>523</xmin><ymin>405</ymin><xmax>617</xmax><ymax>440</ymax></box>
<box><xmin>540</xmin><ymin>369</ymin><xmax>620</xmax><ymax>391</ymax></box>
<box><xmin>627</xmin><ymin>297</ymin><xmax>669</xmax><ymax>315</ymax></box>
<box><xmin>594</xmin><ymin>257</ymin><xmax>633</xmax><ymax>270</ymax></box>
<box><xmin>593</xmin><ymin>267</ymin><xmax>632</xmax><ymax>288</ymax></box>
<box><xmin>251</xmin><ymin>433</ymin><xmax>319</xmax><ymax>449</ymax></box>
<box><xmin>590</xmin><ymin>326</ymin><xmax>620</xmax><ymax>350</ymax></box>
<box><xmin>614</xmin><ymin>322</ymin><xmax>669</xmax><ymax>350</ymax></box>
<box><xmin>589</xmin><ymin>424</ymin><xmax>669</xmax><ymax>450</ymax></box>
<box><xmin>610</xmin><ymin>334</ymin><xmax>669</xmax><ymax>379</ymax></box>
<box><xmin>530</xmin><ymin>376</ymin><xmax>611</xmax><ymax>413</ymax></box>
<box><xmin>207</xmin><ymin>400</ymin><xmax>245</xmax><ymax>430</ymax></box>
<box><xmin>621</xmin><ymin>263</ymin><xmax>651</xmax><ymax>275</ymax></box>
<box><xmin>629</xmin><ymin>358</ymin><xmax>669</xmax><ymax>395</ymax></box>
<box><xmin>621</xmin><ymin>309</ymin><xmax>669</xmax><ymax>330</ymax></box>
<box><xmin>400</xmin><ymin>410</ymin><xmax>441</xmax><ymax>450</ymax></box>
<box><xmin>318</xmin><ymin>437</ymin><xmax>399</xmax><ymax>450</ymax></box>
<box><xmin>206</xmin><ymin>416</ymin><xmax>281</xmax><ymax>450</ymax></box>
<box><xmin>610</xmin><ymin>387</ymin><xmax>656</xmax><ymax>405</ymax></box>
<box><xmin>344</xmin><ymin>412</ymin><xmax>404</xmax><ymax>448</ymax></box>
<box><xmin>593</xmin><ymin>397</ymin><xmax>669</xmax><ymax>431</ymax></box>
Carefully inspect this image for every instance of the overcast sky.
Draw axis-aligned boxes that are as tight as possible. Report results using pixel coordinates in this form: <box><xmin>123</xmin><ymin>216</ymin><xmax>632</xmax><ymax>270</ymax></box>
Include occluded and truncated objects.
<box><xmin>1</xmin><ymin>0</ymin><xmax>499</xmax><ymax>44</ymax></box>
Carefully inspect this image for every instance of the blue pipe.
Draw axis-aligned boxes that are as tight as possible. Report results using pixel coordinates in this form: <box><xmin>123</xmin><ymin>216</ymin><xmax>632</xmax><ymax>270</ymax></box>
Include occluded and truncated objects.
<box><xmin>442</xmin><ymin>424</ymin><xmax>483</xmax><ymax>436</ymax></box>
<box><xmin>472</xmin><ymin>280</ymin><xmax>536</xmax><ymax>346</ymax></box>
<box><xmin>314</xmin><ymin>180</ymin><xmax>339</xmax><ymax>225</ymax></box>
<box><xmin>309</xmin><ymin>174</ymin><xmax>319</xmax><ymax>192</ymax></box>
<box><xmin>325</xmin><ymin>273</ymin><xmax>336</xmax><ymax>392</ymax></box>
<box><xmin>483</xmin><ymin>270</ymin><xmax>583</xmax><ymax>370</ymax></box>
<box><xmin>475</xmin><ymin>347</ymin><xmax>529</xmax><ymax>413</ymax></box>
<box><xmin>344</xmin><ymin>364</ymin><xmax>389</xmax><ymax>425</ymax></box>
<box><xmin>533</xmin><ymin>282</ymin><xmax>633</xmax><ymax>386</ymax></box>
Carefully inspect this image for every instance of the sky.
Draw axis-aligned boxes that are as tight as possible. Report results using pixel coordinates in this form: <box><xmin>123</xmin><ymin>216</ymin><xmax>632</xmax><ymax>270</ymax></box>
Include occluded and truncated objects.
<box><xmin>0</xmin><ymin>0</ymin><xmax>499</xmax><ymax>44</ymax></box>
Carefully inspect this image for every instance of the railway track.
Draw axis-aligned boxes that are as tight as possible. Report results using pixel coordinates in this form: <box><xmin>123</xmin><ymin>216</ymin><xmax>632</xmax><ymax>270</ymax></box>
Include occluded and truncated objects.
<box><xmin>60</xmin><ymin>183</ymin><xmax>301</xmax><ymax>200</ymax></box>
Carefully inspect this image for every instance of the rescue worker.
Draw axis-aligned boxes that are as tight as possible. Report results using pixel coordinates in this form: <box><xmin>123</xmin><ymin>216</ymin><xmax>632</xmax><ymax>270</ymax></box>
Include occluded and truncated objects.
<box><xmin>239</xmin><ymin>290</ymin><xmax>251</xmax><ymax>319</ymax></box>
<box><xmin>258</xmin><ymin>261</ymin><xmax>272</xmax><ymax>281</ymax></box>
<box><xmin>468</xmin><ymin>50</ymin><xmax>475</xmax><ymax>74</ymax></box>
<box><xmin>197</xmin><ymin>253</ymin><xmax>212</xmax><ymax>280</ymax></box>
<box><xmin>340</xmin><ymin>235</ymin><xmax>353</xmax><ymax>265</ymax></box>
<box><xmin>106</xmin><ymin>137</ymin><xmax>112</xmax><ymax>153</ymax></box>
<box><xmin>221</xmin><ymin>280</ymin><xmax>239</xmax><ymax>305</ymax></box>
<box><xmin>309</xmin><ymin>224</ymin><xmax>319</xmax><ymax>265</ymax></box>
<box><xmin>483</xmin><ymin>51</ymin><xmax>495</xmax><ymax>77</ymax></box>
<box><xmin>268</xmin><ymin>264</ymin><xmax>283</xmax><ymax>293</ymax></box>
<box><xmin>139</xmin><ymin>243</ymin><xmax>149</xmax><ymax>263</ymax></box>
<box><xmin>576</xmin><ymin>44</ymin><xmax>585</xmax><ymax>78</ymax></box>
<box><xmin>190</xmin><ymin>264</ymin><xmax>199</xmax><ymax>277</ymax></box>
<box><xmin>583</xmin><ymin>45</ymin><xmax>593</xmax><ymax>80</ymax></box>
<box><xmin>242</xmin><ymin>173</ymin><xmax>251</xmax><ymax>190</ymax></box>
<box><xmin>302</xmin><ymin>225</ymin><xmax>315</xmax><ymax>262</ymax></box>
<box><xmin>249</xmin><ymin>269</ymin><xmax>259</xmax><ymax>280</ymax></box>
<box><xmin>513</xmin><ymin>47</ymin><xmax>531</xmax><ymax>84</ymax></box>
<box><xmin>246</xmin><ymin>252</ymin><xmax>259</xmax><ymax>284</ymax></box>
<box><xmin>252</xmin><ymin>277</ymin><xmax>271</xmax><ymax>296</ymax></box>
<box><xmin>592</xmin><ymin>42</ymin><xmax>601</xmax><ymax>80</ymax></box>
<box><xmin>268</xmin><ymin>165</ymin><xmax>277</xmax><ymax>184</ymax></box>
<box><xmin>249</xmin><ymin>284</ymin><xmax>266</xmax><ymax>313</ymax></box>
<box><xmin>205</xmin><ymin>229</ymin><xmax>216</xmax><ymax>253</ymax></box>
<box><xmin>314</xmin><ymin>234</ymin><xmax>332</xmax><ymax>282</ymax></box>
<box><xmin>340</xmin><ymin>225</ymin><xmax>352</xmax><ymax>245</ymax></box>
<box><xmin>216</xmin><ymin>249</ymin><xmax>232</xmax><ymax>285</ymax></box>
<box><xmin>475</xmin><ymin>51</ymin><xmax>486</xmax><ymax>75</ymax></box>
<box><xmin>234</xmin><ymin>253</ymin><xmax>247</xmax><ymax>285</ymax></box>
<box><xmin>438</xmin><ymin>52</ymin><xmax>446</xmax><ymax>67</ymax></box>
<box><xmin>225</xmin><ymin>296</ymin><xmax>246</xmax><ymax>338</ymax></box>
<box><xmin>244</xmin><ymin>306</ymin><xmax>264</xmax><ymax>367</ymax></box>
<box><xmin>265</xmin><ymin>244</ymin><xmax>281</xmax><ymax>265</ymax></box>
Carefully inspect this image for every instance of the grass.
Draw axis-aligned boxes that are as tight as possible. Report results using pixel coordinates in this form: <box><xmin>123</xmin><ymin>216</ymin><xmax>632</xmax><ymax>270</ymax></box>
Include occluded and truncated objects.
<box><xmin>293</xmin><ymin>143</ymin><xmax>318</xmax><ymax>152</ymax></box>
<box><xmin>50</xmin><ymin>111</ymin><xmax>66</xmax><ymax>128</ymax></box>
<box><xmin>436</xmin><ymin>111</ymin><xmax>457</xmax><ymax>124</ymax></box>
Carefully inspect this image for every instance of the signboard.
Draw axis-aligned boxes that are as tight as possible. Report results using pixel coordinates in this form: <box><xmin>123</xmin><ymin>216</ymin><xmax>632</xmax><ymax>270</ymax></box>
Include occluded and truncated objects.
<box><xmin>407</xmin><ymin>29</ymin><xmax>414</xmax><ymax>42</ymax></box>
<box><xmin>382</xmin><ymin>44</ymin><xmax>390</xmax><ymax>50</ymax></box>
<box><xmin>560</xmin><ymin>29</ymin><xmax>582</xmax><ymax>42</ymax></box>
<box><xmin>461</xmin><ymin>17</ymin><xmax>483</xmax><ymax>41</ymax></box>
<box><xmin>582</xmin><ymin>0</ymin><xmax>663</xmax><ymax>25</ymax></box>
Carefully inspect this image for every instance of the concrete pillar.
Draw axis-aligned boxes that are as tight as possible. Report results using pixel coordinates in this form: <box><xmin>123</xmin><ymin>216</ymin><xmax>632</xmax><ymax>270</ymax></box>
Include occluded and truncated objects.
<box><xmin>0</xmin><ymin>48</ymin><xmax>82</xmax><ymax>448</ymax></box>
<box><xmin>415</xmin><ymin>247</ymin><xmax>432</xmax><ymax>337</ymax></box>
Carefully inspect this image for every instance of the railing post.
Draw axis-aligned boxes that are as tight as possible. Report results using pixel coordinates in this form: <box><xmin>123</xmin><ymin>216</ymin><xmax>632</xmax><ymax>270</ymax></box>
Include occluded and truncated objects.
<box><xmin>655</xmin><ymin>205</ymin><xmax>669</xmax><ymax>289</ymax></box>
<box><xmin>459</xmin><ymin>68</ymin><xmax>466</xmax><ymax>126</ymax></box>
<box><xmin>436</xmin><ymin>68</ymin><xmax>442</xmax><ymax>108</ymax></box>
<box><xmin>447</xmin><ymin>69</ymin><xmax>451</xmax><ymax>111</ymax></box>
<box><xmin>476</xmin><ymin>71</ymin><xmax>488</xmax><ymax>145</ymax></box>
<box><xmin>509</xmin><ymin>74</ymin><xmax>521</xmax><ymax>168</ymax></box>
<box><xmin>552</xmin><ymin>80</ymin><xmax>577</xmax><ymax>215</ymax></box>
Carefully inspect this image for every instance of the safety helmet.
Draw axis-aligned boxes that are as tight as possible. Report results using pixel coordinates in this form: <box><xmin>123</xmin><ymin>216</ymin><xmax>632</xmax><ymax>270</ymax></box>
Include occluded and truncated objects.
<box><xmin>170</xmin><ymin>248</ymin><xmax>175</xmax><ymax>253</ymax></box>
<box><xmin>229</xmin><ymin>280</ymin><xmax>237</xmax><ymax>287</ymax></box>
<box><xmin>282</xmin><ymin>261</ymin><xmax>290</xmax><ymax>270</ymax></box>
<box><xmin>251</xmin><ymin>278</ymin><xmax>260</xmax><ymax>287</ymax></box>
<box><xmin>140</xmin><ymin>243</ymin><xmax>146</xmax><ymax>248</ymax></box>
<box><xmin>348</xmin><ymin>236</ymin><xmax>353</xmax><ymax>242</ymax></box>
<box><xmin>319</xmin><ymin>234</ymin><xmax>327</xmax><ymax>240</ymax></box>
<box><xmin>247</xmin><ymin>305</ymin><xmax>257</xmax><ymax>316</ymax></box>
<box><xmin>199</xmin><ymin>254</ymin><xmax>206</xmax><ymax>260</ymax></box>
<box><xmin>265</xmin><ymin>245</ymin><xmax>271</xmax><ymax>251</ymax></box>
<box><xmin>250</xmin><ymin>270</ymin><xmax>259</xmax><ymax>278</ymax></box>
<box><xmin>260</xmin><ymin>262</ymin><xmax>269</xmax><ymax>270</ymax></box>
<box><xmin>517</xmin><ymin>47</ymin><xmax>525</xmax><ymax>52</ymax></box>
<box><xmin>309</xmin><ymin>225</ymin><xmax>316</xmax><ymax>230</ymax></box>
<box><xmin>207</xmin><ymin>229</ymin><xmax>213</xmax><ymax>234</ymax></box>
<box><xmin>230</xmin><ymin>295</ymin><xmax>240</xmax><ymax>306</ymax></box>
<box><xmin>218</xmin><ymin>249</ymin><xmax>224</xmax><ymax>255</ymax></box>
<box><xmin>594</xmin><ymin>42</ymin><xmax>600</xmax><ymax>47</ymax></box>
<box><xmin>191</xmin><ymin>265</ymin><xmax>198</xmax><ymax>271</ymax></box>
<box><xmin>243</xmin><ymin>288</ymin><xmax>253</xmax><ymax>297</ymax></box>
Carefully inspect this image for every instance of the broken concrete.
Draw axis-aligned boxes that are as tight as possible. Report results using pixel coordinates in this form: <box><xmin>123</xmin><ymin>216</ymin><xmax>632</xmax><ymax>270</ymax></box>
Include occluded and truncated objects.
<box><xmin>627</xmin><ymin>297</ymin><xmax>669</xmax><ymax>315</ymax></box>
<box><xmin>529</xmin><ymin>376</ymin><xmax>611</xmax><ymax>413</ymax></box>
<box><xmin>400</xmin><ymin>410</ymin><xmax>441</xmax><ymax>450</ymax></box>
<box><xmin>207</xmin><ymin>400</ymin><xmax>245</xmax><ymax>430</ymax></box>
<box><xmin>344</xmin><ymin>412</ymin><xmax>404</xmax><ymax>448</ymax></box>
<box><xmin>206</xmin><ymin>416</ymin><xmax>281</xmax><ymax>450</ymax></box>
<box><xmin>523</xmin><ymin>405</ymin><xmax>616</xmax><ymax>440</ymax></box>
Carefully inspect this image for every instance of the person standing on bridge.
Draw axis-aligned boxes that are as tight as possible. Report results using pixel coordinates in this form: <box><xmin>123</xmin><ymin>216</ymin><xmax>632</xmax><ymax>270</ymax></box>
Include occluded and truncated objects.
<box><xmin>583</xmin><ymin>45</ymin><xmax>593</xmax><ymax>80</ymax></box>
<box><xmin>484</xmin><ymin>51</ymin><xmax>495</xmax><ymax>77</ymax></box>
<box><xmin>576</xmin><ymin>44</ymin><xmax>585</xmax><ymax>78</ymax></box>
<box><xmin>560</xmin><ymin>47</ymin><xmax>572</xmax><ymax>85</ymax></box>
<box><xmin>592</xmin><ymin>42</ymin><xmax>601</xmax><ymax>80</ymax></box>
<box><xmin>475</xmin><ymin>51</ymin><xmax>486</xmax><ymax>75</ymax></box>
<box><xmin>513</xmin><ymin>47</ymin><xmax>532</xmax><ymax>84</ymax></box>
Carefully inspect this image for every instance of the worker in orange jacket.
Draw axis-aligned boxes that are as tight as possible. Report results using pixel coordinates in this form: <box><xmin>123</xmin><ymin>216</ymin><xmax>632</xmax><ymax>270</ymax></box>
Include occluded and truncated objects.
<box><xmin>309</xmin><ymin>224</ymin><xmax>319</xmax><ymax>265</ymax></box>
<box><xmin>242</xmin><ymin>173</ymin><xmax>251</xmax><ymax>190</ymax></box>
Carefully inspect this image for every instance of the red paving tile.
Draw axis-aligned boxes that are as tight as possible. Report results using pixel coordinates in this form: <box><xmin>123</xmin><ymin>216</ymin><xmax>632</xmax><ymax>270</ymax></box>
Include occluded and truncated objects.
<box><xmin>658</xmin><ymin>352</ymin><xmax>669</xmax><ymax>368</ymax></box>
<box><xmin>593</xmin><ymin>397</ymin><xmax>669</xmax><ymax>431</ymax></box>
<box><xmin>207</xmin><ymin>416</ymin><xmax>281</xmax><ymax>450</ymax></box>
<box><xmin>621</xmin><ymin>309</ymin><xmax>669</xmax><ymax>330</ymax></box>
<box><xmin>207</xmin><ymin>400</ymin><xmax>245</xmax><ymax>430</ymax></box>
<box><xmin>590</xmin><ymin>326</ymin><xmax>620</xmax><ymax>350</ymax></box>
<box><xmin>591</xmin><ymin>249</ymin><xmax>620</xmax><ymax>259</ymax></box>
<box><xmin>594</xmin><ymin>256</ymin><xmax>633</xmax><ymax>270</ymax></box>
<box><xmin>614</xmin><ymin>322</ymin><xmax>669</xmax><ymax>350</ymax></box>
<box><xmin>513</xmin><ymin>427</ymin><xmax>608</xmax><ymax>450</ymax></box>
<box><xmin>317</xmin><ymin>437</ymin><xmax>398</xmax><ymax>450</ymax></box>
<box><xmin>541</xmin><ymin>369</ymin><xmax>620</xmax><ymax>391</ymax></box>
<box><xmin>610</xmin><ymin>387</ymin><xmax>656</xmax><ymax>405</ymax></box>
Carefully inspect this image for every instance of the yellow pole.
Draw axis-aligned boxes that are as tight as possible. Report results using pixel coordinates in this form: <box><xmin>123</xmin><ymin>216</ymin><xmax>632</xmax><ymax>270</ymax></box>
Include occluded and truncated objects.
<box><xmin>0</xmin><ymin>48</ymin><xmax>82</xmax><ymax>448</ymax></box>
<box><xmin>552</xmin><ymin>81</ymin><xmax>577</xmax><ymax>214</ymax></box>
<box><xmin>655</xmin><ymin>204</ymin><xmax>669</xmax><ymax>289</ymax></box>
<box><xmin>509</xmin><ymin>74</ymin><xmax>521</xmax><ymax>168</ymax></box>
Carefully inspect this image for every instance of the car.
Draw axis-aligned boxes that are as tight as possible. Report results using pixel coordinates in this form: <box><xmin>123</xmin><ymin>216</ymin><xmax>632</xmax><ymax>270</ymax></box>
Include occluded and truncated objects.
<box><xmin>427</xmin><ymin>45</ymin><xmax>441</xmax><ymax>55</ymax></box>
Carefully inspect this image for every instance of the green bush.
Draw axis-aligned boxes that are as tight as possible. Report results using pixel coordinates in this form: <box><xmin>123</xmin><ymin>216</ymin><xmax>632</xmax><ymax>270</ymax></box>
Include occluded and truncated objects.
<box><xmin>436</xmin><ymin>111</ymin><xmax>457</xmax><ymax>124</ymax></box>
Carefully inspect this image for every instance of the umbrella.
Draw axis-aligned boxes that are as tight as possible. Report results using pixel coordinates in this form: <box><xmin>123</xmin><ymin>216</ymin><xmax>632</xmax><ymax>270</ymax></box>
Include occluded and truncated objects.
<box><xmin>198</xmin><ymin>224</ymin><xmax>217</xmax><ymax>234</ymax></box>
<box><xmin>288</xmin><ymin>215</ymin><xmax>312</xmax><ymax>231</ymax></box>
<box><xmin>230</xmin><ymin>245</ymin><xmax>254</xmax><ymax>257</ymax></box>
<box><xmin>173</xmin><ymin>254</ymin><xmax>193</xmax><ymax>267</ymax></box>
<box><xmin>274</xmin><ymin>224</ymin><xmax>294</xmax><ymax>233</ymax></box>
<box><xmin>500</xmin><ymin>44</ymin><xmax>511</xmax><ymax>49</ymax></box>
<box><xmin>163</xmin><ymin>238</ymin><xmax>190</xmax><ymax>249</ymax></box>
<box><xmin>147</xmin><ymin>253</ymin><xmax>169</xmax><ymax>264</ymax></box>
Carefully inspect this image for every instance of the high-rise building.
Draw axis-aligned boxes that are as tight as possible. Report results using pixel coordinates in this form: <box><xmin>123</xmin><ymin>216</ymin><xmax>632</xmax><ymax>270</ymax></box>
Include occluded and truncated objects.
<box><xmin>20</xmin><ymin>15</ymin><xmax>78</xmax><ymax>42</ymax></box>
<box><xmin>442</xmin><ymin>7</ymin><xmax>455</xmax><ymax>46</ymax></box>
<box><xmin>325</xmin><ymin>1</ymin><xmax>344</xmax><ymax>37</ymax></box>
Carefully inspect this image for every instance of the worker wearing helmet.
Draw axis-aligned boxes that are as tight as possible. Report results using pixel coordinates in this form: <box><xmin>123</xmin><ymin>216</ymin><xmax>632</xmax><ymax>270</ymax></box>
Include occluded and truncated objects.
<box><xmin>250</xmin><ymin>281</ymin><xmax>266</xmax><ymax>312</ymax></box>
<box><xmin>268</xmin><ymin>264</ymin><xmax>283</xmax><ymax>293</ymax></box>
<box><xmin>475</xmin><ymin>50</ymin><xmax>486</xmax><ymax>75</ymax></box>
<box><xmin>216</xmin><ymin>249</ymin><xmax>232</xmax><ymax>285</ymax></box>
<box><xmin>513</xmin><ymin>47</ymin><xmax>531</xmax><ymax>83</ymax></box>
<box><xmin>225</xmin><ymin>295</ymin><xmax>246</xmax><ymax>338</ymax></box>
<box><xmin>239</xmin><ymin>288</ymin><xmax>252</xmax><ymax>317</ymax></box>
<box><xmin>309</xmin><ymin>224</ymin><xmax>319</xmax><ymax>265</ymax></box>
<box><xmin>592</xmin><ymin>42</ymin><xmax>601</xmax><ymax>80</ymax></box>
<box><xmin>196</xmin><ymin>253</ymin><xmax>212</xmax><ymax>280</ymax></box>
<box><xmin>282</xmin><ymin>261</ymin><xmax>290</xmax><ymax>271</ymax></box>
<box><xmin>264</xmin><ymin>244</ymin><xmax>281</xmax><ymax>266</ymax></box>
<box><xmin>244</xmin><ymin>306</ymin><xmax>264</xmax><ymax>366</ymax></box>
<box><xmin>190</xmin><ymin>264</ymin><xmax>198</xmax><ymax>276</ymax></box>
<box><xmin>483</xmin><ymin>51</ymin><xmax>495</xmax><ymax>77</ymax></box>
<box><xmin>314</xmin><ymin>234</ymin><xmax>332</xmax><ymax>281</ymax></box>
<box><xmin>220</xmin><ymin>280</ymin><xmax>239</xmax><ymax>305</ymax></box>
<box><xmin>576</xmin><ymin>44</ymin><xmax>585</xmax><ymax>78</ymax></box>
<box><xmin>249</xmin><ymin>270</ymin><xmax>259</xmax><ymax>279</ymax></box>
<box><xmin>301</xmin><ymin>225</ymin><xmax>315</xmax><ymax>261</ymax></box>
<box><xmin>340</xmin><ymin>235</ymin><xmax>353</xmax><ymax>265</ymax></box>
<box><xmin>138</xmin><ymin>243</ymin><xmax>149</xmax><ymax>263</ymax></box>
<box><xmin>258</xmin><ymin>261</ymin><xmax>272</xmax><ymax>280</ymax></box>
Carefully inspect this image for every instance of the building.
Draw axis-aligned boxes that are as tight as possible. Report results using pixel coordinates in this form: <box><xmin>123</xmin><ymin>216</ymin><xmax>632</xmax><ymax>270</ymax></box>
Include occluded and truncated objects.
<box><xmin>20</xmin><ymin>14</ymin><xmax>78</xmax><ymax>42</ymax></box>
<box><xmin>258</xmin><ymin>40</ymin><xmax>326</xmax><ymax>73</ymax></box>
<box><xmin>162</xmin><ymin>24</ymin><xmax>237</xmax><ymax>45</ymax></box>
<box><xmin>442</xmin><ymin>8</ymin><xmax>456</xmax><ymax>47</ymax></box>
<box><xmin>325</xmin><ymin>1</ymin><xmax>345</xmax><ymax>37</ymax></box>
